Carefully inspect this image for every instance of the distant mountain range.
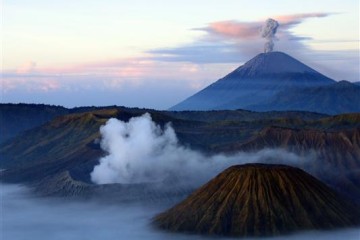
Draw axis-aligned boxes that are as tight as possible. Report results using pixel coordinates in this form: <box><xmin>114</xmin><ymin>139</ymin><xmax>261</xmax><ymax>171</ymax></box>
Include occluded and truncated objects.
<box><xmin>0</xmin><ymin>103</ymin><xmax>119</xmax><ymax>143</ymax></box>
<box><xmin>170</xmin><ymin>52</ymin><xmax>360</xmax><ymax>115</ymax></box>
<box><xmin>1</xmin><ymin>104</ymin><xmax>360</xmax><ymax>202</ymax></box>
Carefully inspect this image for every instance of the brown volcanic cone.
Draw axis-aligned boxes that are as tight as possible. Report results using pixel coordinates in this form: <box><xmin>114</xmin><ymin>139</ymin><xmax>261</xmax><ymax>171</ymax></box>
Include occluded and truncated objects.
<box><xmin>154</xmin><ymin>164</ymin><xmax>360</xmax><ymax>237</ymax></box>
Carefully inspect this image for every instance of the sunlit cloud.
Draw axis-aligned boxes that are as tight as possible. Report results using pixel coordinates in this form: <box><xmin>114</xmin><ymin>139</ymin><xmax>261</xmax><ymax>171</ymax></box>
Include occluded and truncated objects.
<box><xmin>199</xmin><ymin>21</ymin><xmax>261</xmax><ymax>40</ymax></box>
<box><xmin>1</xmin><ymin>60</ymin><xmax>233</xmax><ymax>108</ymax></box>
<box><xmin>277</xmin><ymin>13</ymin><xmax>334</xmax><ymax>27</ymax></box>
<box><xmin>2</xmin><ymin>77</ymin><xmax>61</xmax><ymax>93</ymax></box>
<box><xmin>1</xmin><ymin>57</ymin><xmax>237</xmax><ymax>95</ymax></box>
<box><xmin>16</xmin><ymin>61</ymin><xmax>37</xmax><ymax>74</ymax></box>
<box><xmin>151</xmin><ymin>13</ymin><xmax>337</xmax><ymax>63</ymax></box>
<box><xmin>200</xmin><ymin>13</ymin><xmax>335</xmax><ymax>42</ymax></box>
<box><xmin>148</xmin><ymin>12</ymin><xmax>359</xmax><ymax>81</ymax></box>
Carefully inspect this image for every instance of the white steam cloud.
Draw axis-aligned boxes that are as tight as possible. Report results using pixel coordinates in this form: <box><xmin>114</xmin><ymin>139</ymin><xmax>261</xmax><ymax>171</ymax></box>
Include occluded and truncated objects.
<box><xmin>261</xmin><ymin>18</ymin><xmax>279</xmax><ymax>53</ymax></box>
<box><xmin>91</xmin><ymin>113</ymin><xmax>310</xmax><ymax>185</ymax></box>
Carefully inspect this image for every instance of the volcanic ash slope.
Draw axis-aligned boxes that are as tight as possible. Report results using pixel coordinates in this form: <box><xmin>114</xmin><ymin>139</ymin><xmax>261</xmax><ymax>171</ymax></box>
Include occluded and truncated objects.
<box><xmin>154</xmin><ymin>163</ymin><xmax>360</xmax><ymax>237</ymax></box>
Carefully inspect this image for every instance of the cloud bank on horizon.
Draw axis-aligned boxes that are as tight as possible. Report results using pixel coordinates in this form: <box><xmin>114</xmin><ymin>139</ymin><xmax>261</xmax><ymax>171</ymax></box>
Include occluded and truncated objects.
<box><xmin>2</xmin><ymin>5</ymin><xmax>359</xmax><ymax>108</ymax></box>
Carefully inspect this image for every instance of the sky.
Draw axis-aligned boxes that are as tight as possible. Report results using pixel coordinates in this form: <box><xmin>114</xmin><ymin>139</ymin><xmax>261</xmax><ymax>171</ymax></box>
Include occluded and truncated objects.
<box><xmin>1</xmin><ymin>0</ymin><xmax>359</xmax><ymax>109</ymax></box>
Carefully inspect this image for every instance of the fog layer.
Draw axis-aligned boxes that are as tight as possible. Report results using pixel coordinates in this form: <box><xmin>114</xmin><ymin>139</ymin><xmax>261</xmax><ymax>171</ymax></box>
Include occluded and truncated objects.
<box><xmin>1</xmin><ymin>184</ymin><xmax>359</xmax><ymax>240</ymax></box>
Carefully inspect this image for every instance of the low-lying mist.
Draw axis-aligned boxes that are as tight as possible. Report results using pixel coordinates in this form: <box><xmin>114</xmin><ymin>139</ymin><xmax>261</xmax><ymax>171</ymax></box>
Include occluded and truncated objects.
<box><xmin>1</xmin><ymin>184</ymin><xmax>359</xmax><ymax>240</ymax></box>
<box><xmin>91</xmin><ymin>113</ymin><xmax>313</xmax><ymax>186</ymax></box>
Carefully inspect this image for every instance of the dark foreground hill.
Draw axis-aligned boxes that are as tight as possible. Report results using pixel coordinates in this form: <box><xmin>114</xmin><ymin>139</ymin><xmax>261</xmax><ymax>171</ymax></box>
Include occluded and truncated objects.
<box><xmin>154</xmin><ymin>164</ymin><xmax>360</xmax><ymax>237</ymax></box>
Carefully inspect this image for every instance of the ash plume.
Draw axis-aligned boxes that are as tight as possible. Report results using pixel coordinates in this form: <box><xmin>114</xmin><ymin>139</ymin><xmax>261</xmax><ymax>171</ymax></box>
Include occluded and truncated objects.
<box><xmin>261</xmin><ymin>18</ymin><xmax>279</xmax><ymax>53</ymax></box>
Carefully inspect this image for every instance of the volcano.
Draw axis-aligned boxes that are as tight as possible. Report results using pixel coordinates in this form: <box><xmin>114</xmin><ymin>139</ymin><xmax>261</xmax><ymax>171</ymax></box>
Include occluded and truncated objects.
<box><xmin>170</xmin><ymin>52</ymin><xmax>336</xmax><ymax>111</ymax></box>
<box><xmin>154</xmin><ymin>164</ymin><xmax>360</xmax><ymax>237</ymax></box>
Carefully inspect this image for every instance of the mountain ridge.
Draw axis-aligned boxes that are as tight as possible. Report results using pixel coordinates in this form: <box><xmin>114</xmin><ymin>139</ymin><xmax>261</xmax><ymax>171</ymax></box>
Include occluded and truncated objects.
<box><xmin>1</xmin><ymin>106</ymin><xmax>359</xmax><ymax>201</ymax></box>
<box><xmin>249</xmin><ymin>80</ymin><xmax>360</xmax><ymax>114</ymax></box>
<box><xmin>218</xmin><ymin>125</ymin><xmax>360</xmax><ymax>201</ymax></box>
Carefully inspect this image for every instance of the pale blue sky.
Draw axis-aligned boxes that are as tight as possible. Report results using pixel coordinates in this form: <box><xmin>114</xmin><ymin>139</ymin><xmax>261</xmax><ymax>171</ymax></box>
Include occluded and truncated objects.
<box><xmin>1</xmin><ymin>0</ymin><xmax>359</xmax><ymax>109</ymax></box>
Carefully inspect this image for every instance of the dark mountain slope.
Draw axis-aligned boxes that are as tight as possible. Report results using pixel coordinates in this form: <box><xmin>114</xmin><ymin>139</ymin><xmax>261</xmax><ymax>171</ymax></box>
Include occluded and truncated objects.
<box><xmin>0</xmin><ymin>108</ymin><xmax>205</xmax><ymax>183</ymax></box>
<box><xmin>307</xmin><ymin>113</ymin><xmax>360</xmax><ymax>130</ymax></box>
<box><xmin>0</xmin><ymin>103</ymin><xmax>123</xmax><ymax>143</ymax></box>
<box><xmin>250</xmin><ymin>80</ymin><xmax>360</xmax><ymax>114</ymax></box>
<box><xmin>218</xmin><ymin>126</ymin><xmax>360</xmax><ymax>201</ymax></box>
<box><xmin>154</xmin><ymin>164</ymin><xmax>360</xmax><ymax>237</ymax></box>
<box><xmin>0</xmin><ymin>110</ymin><xmax>107</xmax><ymax>183</ymax></box>
<box><xmin>0</xmin><ymin>104</ymin><xmax>68</xmax><ymax>143</ymax></box>
<box><xmin>165</xmin><ymin>109</ymin><xmax>327</xmax><ymax>123</ymax></box>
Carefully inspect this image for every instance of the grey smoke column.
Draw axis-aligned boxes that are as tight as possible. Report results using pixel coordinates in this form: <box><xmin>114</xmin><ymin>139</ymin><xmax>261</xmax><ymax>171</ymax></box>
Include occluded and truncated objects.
<box><xmin>261</xmin><ymin>18</ymin><xmax>279</xmax><ymax>53</ymax></box>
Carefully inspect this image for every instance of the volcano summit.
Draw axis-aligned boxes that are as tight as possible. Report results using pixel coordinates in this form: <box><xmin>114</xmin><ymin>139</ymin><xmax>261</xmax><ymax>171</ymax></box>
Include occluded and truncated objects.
<box><xmin>170</xmin><ymin>52</ymin><xmax>360</xmax><ymax>114</ymax></box>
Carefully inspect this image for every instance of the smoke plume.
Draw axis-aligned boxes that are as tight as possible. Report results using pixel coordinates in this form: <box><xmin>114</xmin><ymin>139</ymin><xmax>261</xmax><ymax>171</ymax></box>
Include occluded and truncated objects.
<box><xmin>261</xmin><ymin>18</ymin><xmax>279</xmax><ymax>53</ymax></box>
<box><xmin>91</xmin><ymin>113</ymin><xmax>310</xmax><ymax>185</ymax></box>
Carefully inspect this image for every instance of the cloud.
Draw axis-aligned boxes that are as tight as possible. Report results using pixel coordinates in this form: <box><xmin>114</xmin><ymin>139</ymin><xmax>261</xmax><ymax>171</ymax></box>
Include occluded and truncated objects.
<box><xmin>149</xmin><ymin>44</ymin><xmax>244</xmax><ymax>63</ymax></box>
<box><xmin>200</xmin><ymin>13</ymin><xmax>334</xmax><ymax>41</ymax></box>
<box><xmin>2</xmin><ymin>57</ymin><xmax>236</xmax><ymax>93</ymax></box>
<box><xmin>277</xmin><ymin>13</ymin><xmax>334</xmax><ymax>27</ymax></box>
<box><xmin>196</xmin><ymin>21</ymin><xmax>261</xmax><ymax>40</ymax></box>
<box><xmin>1</xmin><ymin>59</ymin><xmax>237</xmax><ymax>108</ymax></box>
<box><xmin>149</xmin><ymin>13</ymin><xmax>336</xmax><ymax>64</ymax></box>
<box><xmin>91</xmin><ymin>113</ymin><xmax>311</xmax><ymax>186</ymax></box>
<box><xmin>1</xmin><ymin>75</ymin><xmax>61</xmax><ymax>93</ymax></box>
<box><xmin>16</xmin><ymin>61</ymin><xmax>37</xmax><ymax>74</ymax></box>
